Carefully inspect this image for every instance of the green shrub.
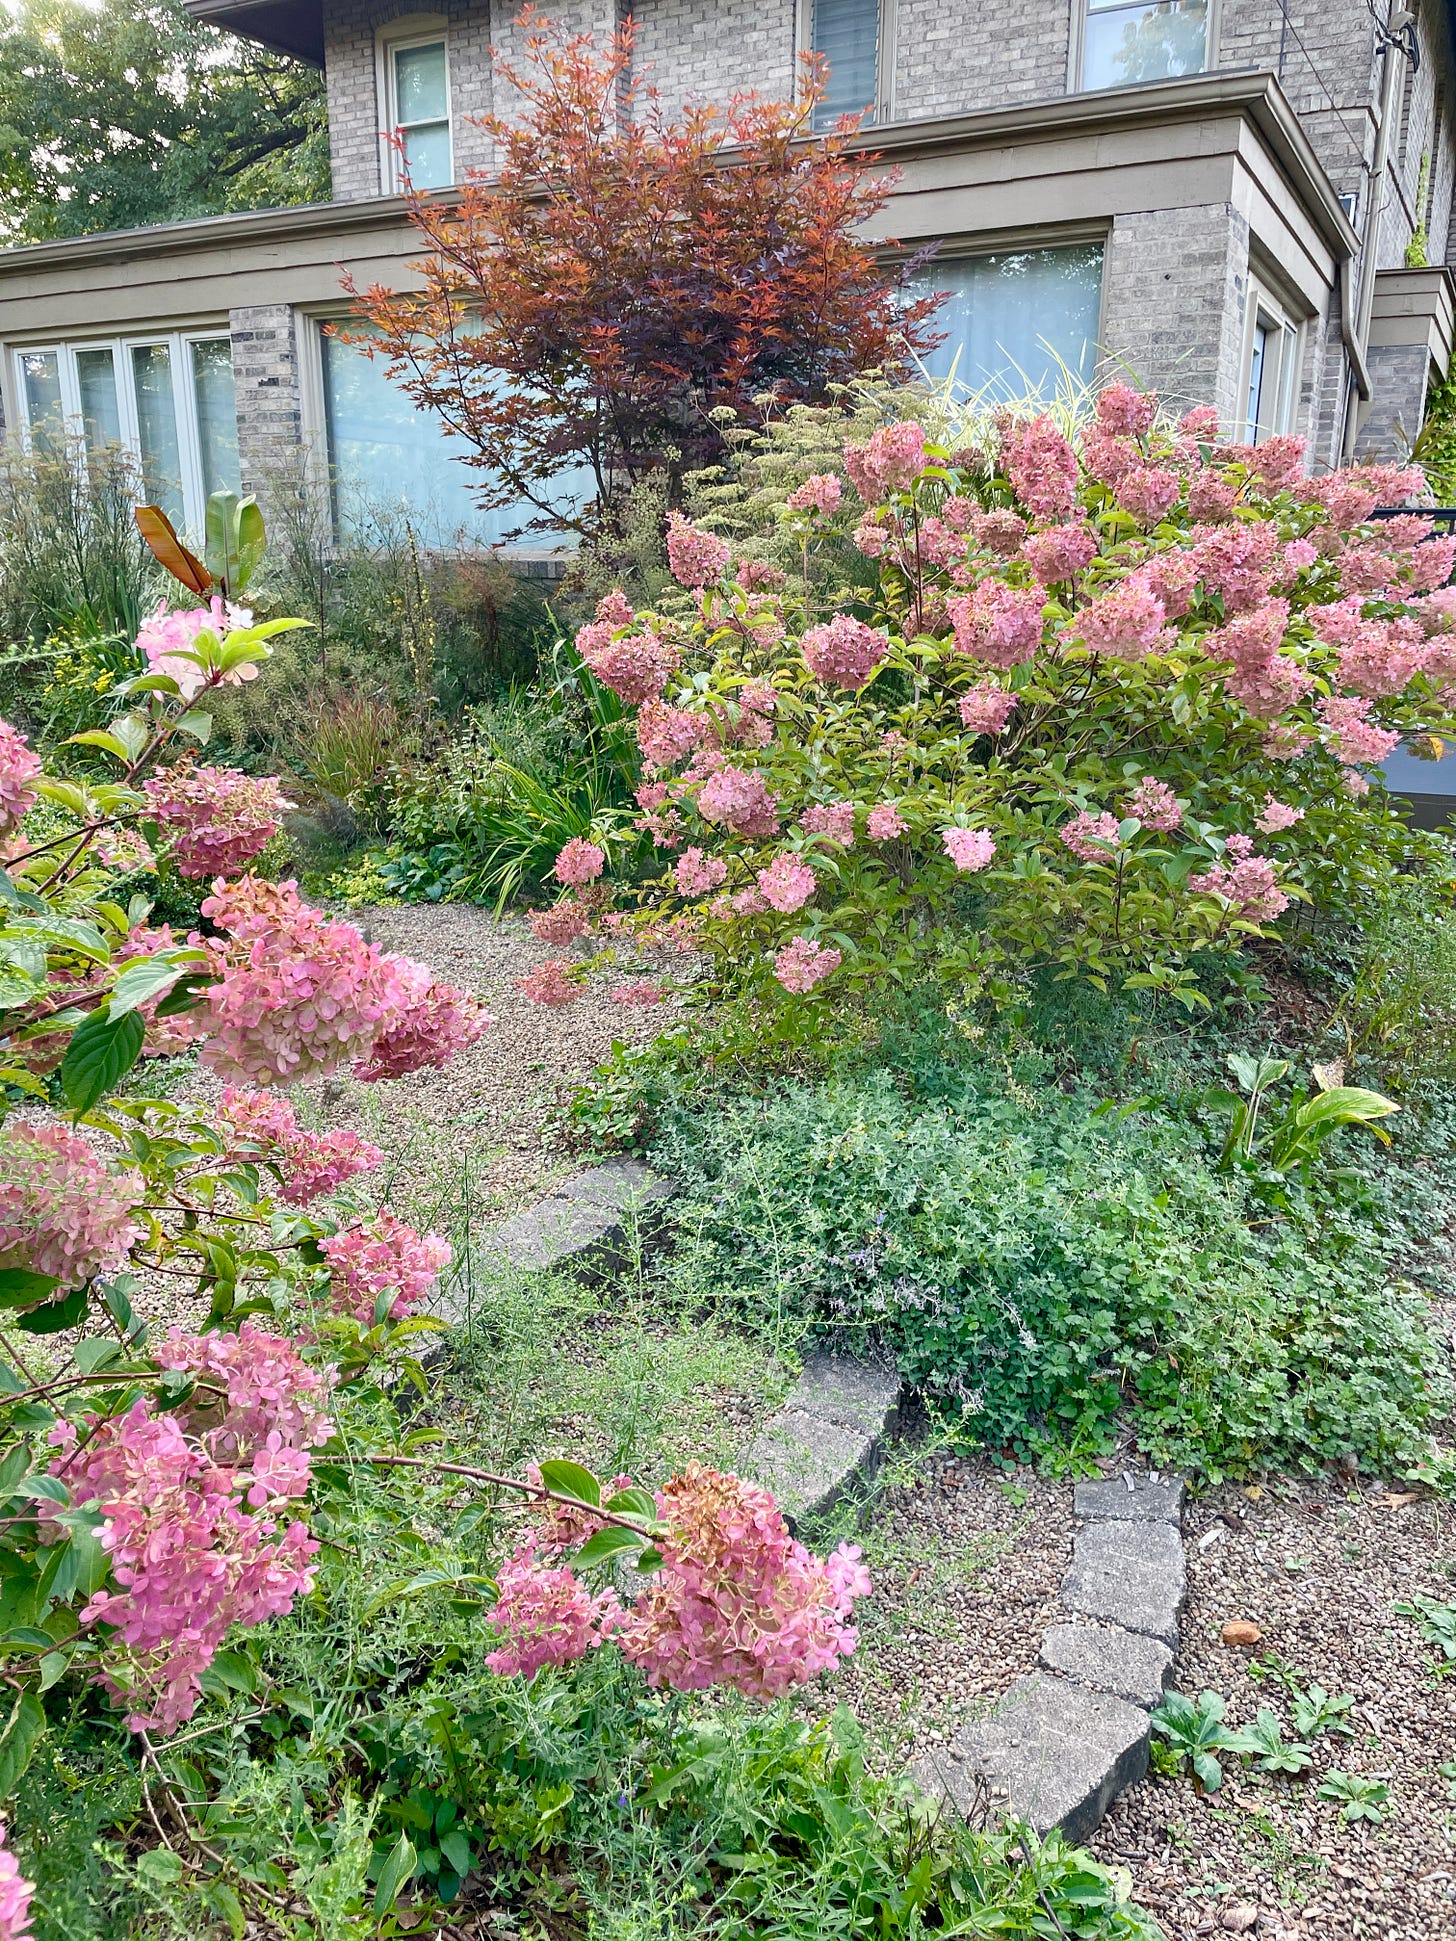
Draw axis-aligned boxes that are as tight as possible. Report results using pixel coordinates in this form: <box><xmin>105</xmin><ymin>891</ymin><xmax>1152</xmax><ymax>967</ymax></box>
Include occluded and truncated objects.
<box><xmin>652</xmin><ymin>1065</ymin><xmax>1452</xmax><ymax>1479</ymax></box>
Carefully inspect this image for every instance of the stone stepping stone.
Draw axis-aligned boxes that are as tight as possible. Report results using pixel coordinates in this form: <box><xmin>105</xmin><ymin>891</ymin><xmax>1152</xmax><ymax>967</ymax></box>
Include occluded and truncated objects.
<box><xmin>909</xmin><ymin>1674</ymin><xmax>1150</xmax><ymax>1843</ymax></box>
<box><xmin>1061</xmin><ymin>1518</ymin><xmax>1186</xmax><ymax>1647</ymax></box>
<box><xmin>740</xmin><ymin>1350</ymin><xmax>902</xmax><ymax>1525</ymax></box>
<box><xmin>1038</xmin><ymin>1620</ymin><xmax>1173</xmax><ymax>1708</ymax></box>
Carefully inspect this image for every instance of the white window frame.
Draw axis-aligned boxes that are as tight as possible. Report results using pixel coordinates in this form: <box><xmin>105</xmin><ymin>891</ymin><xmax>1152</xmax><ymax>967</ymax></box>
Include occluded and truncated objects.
<box><xmin>1237</xmin><ymin>281</ymin><xmax>1302</xmax><ymax>444</ymax></box>
<box><xmin>376</xmin><ymin>15</ymin><xmax>453</xmax><ymax>195</ymax></box>
<box><xmin>1068</xmin><ymin>0</ymin><xmax>1219</xmax><ymax>94</ymax></box>
<box><xmin>9</xmin><ymin>330</ymin><xmax>236</xmax><ymax>538</ymax></box>
<box><xmin>796</xmin><ymin>0</ymin><xmax>897</xmax><ymax>127</ymax></box>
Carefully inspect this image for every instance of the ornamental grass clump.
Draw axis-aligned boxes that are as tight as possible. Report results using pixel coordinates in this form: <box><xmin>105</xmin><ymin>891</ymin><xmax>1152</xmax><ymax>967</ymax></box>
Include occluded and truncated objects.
<box><xmin>570</xmin><ymin>385</ymin><xmax>1456</xmax><ymax>1012</ymax></box>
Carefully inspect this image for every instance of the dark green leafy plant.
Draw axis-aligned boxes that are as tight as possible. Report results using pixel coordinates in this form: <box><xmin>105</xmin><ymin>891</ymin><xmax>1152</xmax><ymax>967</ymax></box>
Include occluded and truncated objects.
<box><xmin>1317</xmin><ymin>1770</ymin><xmax>1388</xmax><ymax>1823</ymax></box>
<box><xmin>1149</xmin><ymin>1691</ymin><xmax>1238</xmax><ymax>1793</ymax></box>
<box><xmin>1224</xmin><ymin>1708</ymin><xmax>1314</xmax><ymax>1776</ymax></box>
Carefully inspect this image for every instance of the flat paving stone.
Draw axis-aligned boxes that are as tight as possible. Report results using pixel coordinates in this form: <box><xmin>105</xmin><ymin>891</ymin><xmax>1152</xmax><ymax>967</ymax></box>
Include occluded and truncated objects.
<box><xmin>1061</xmin><ymin>1521</ymin><xmax>1185</xmax><ymax>1647</ymax></box>
<box><xmin>1073</xmin><ymin>1475</ymin><xmax>1184</xmax><ymax>1525</ymax></box>
<box><xmin>792</xmin><ymin>1350</ymin><xmax>902</xmax><ymax>1437</ymax></box>
<box><xmin>555</xmin><ymin>1159</ymin><xmax>675</xmax><ymax>1212</ymax></box>
<box><xmin>739</xmin><ymin>1407</ymin><xmax>878</xmax><ymax>1523</ymax></box>
<box><xmin>1038</xmin><ymin>1621</ymin><xmax>1173</xmax><ymax>1709</ymax></box>
<box><xmin>910</xmin><ymin>1674</ymin><xmax>1150</xmax><ymax>1842</ymax></box>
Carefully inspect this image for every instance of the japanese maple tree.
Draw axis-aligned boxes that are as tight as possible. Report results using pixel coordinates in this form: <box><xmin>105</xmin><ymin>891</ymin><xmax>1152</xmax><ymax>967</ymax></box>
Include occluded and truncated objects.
<box><xmin>345</xmin><ymin>7</ymin><xmax>942</xmax><ymax>537</ymax></box>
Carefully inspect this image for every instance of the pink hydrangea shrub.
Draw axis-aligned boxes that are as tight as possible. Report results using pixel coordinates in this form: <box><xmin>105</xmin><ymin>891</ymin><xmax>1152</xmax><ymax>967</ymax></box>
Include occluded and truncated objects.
<box><xmin>321</xmin><ymin>1210</ymin><xmax>451</xmax><ymax>1324</ymax></box>
<box><xmin>801</xmin><ymin>615</ymin><xmax>889</xmax><ymax>691</ymax></box>
<box><xmin>1189</xmin><ymin>846</ymin><xmax>1289</xmax><ymax>921</ymax></box>
<box><xmin>949</xmin><ymin>583</ymin><xmax>1044</xmax><ymax>668</ymax></box>
<box><xmin>799</xmin><ymin>801</ymin><xmax>856</xmax><ymax>846</ymax></box>
<box><xmin>666</xmin><ymin>512</ymin><xmax>732</xmax><ymax>589</ymax></box>
<box><xmin>773</xmin><ymin>937</ymin><xmax>841</xmax><ymax>993</ymax></box>
<box><xmin>1074</xmin><ymin>579</ymin><xmax>1170</xmax><ymax>661</ymax></box>
<box><xmin>0</xmin><ymin>719</ymin><xmax>41</xmax><ymax>838</ymax></box>
<box><xmin>1020</xmin><ymin>524</ymin><xmax>1097</xmax><ymax>586</ymax></box>
<box><xmin>1000</xmin><ymin>414</ymin><xmax>1077</xmax><ymax>518</ymax></box>
<box><xmin>786</xmin><ymin>473</ymin><xmax>843</xmax><ymax>515</ymax></box>
<box><xmin>0</xmin><ymin>1124</ymin><xmax>142</xmax><ymax>1290</ymax></box>
<box><xmin>637</xmin><ymin>700</ymin><xmax>703</xmax><ymax>767</ymax></box>
<box><xmin>675</xmin><ymin>847</ymin><xmax>728</xmax><ymax>897</ymax></box>
<box><xmin>153</xmin><ymin>1320</ymin><xmax>335</xmax><ymax>1464</ymax></box>
<box><xmin>530</xmin><ymin>902</ymin><xmax>594</xmax><ymax>945</ymax></box>
<box><xmin>142</xmin><ymin>764</ymin><xmax>291</xmax><ymax>880</ymax></box>
<box><xmin>1256</xmin><ymin>797</ymin><xmax>1305</xmax><ymax>833</ymax></box>
<box><xmin>843</xmin><ymin>422</ymin><xmax>927</xmax><ymax>498</ymax></box>
<box><xmin>697</xmin><ymin>766</ymin><xmax>780</xmax><ymax>837</ymax></box>
<box><xmin>610</xmin><ymin>981</ymin><xmax>665</xmax><ymax>1006</ymax></box>
<box><xmin>941</xmin><ymin>827</ymin><xmax>995</xmax><ymax>872</ymax></box>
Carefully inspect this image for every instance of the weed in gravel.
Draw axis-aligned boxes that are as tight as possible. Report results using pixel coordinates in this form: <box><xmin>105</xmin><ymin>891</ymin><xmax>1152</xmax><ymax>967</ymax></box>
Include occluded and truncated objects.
<box><xmin>1393</xmin><ymin>1594</ymin><xmax>1456</xmax><ymax>1671</ymax></box>
<box><xmin>1317</xmin><ymin>1770</ymin><xmax>1390</xmax><ymax>1822</ymax></box>
<box><xmin>1224</xmin><ymin>1709</ymin><xmax>1315</xmax><ymax>1776</ymax></box>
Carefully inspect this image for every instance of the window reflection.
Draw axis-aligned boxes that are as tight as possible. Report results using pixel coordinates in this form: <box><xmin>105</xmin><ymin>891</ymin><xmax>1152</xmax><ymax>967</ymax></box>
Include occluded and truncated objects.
<box><xmin>1083</xmin><ymin>0</ymin><xmax>1208</xmax><ymax>91</ymax></box>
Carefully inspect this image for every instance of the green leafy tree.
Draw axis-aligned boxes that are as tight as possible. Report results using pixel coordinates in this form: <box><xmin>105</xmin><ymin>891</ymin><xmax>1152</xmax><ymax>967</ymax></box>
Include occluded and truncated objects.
<box><xmin>0</xmin><ymin>0</ymin><xmax>329</xmax><ymax>242</ymax></box>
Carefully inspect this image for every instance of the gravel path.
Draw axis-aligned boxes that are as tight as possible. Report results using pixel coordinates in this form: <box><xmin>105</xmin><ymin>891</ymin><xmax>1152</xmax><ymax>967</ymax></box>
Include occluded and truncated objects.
<box><xmin>1091</xmin><ymin>1476</ymin><xmax>1456</xmax><ymax>1938</ymax></box>
<box><xmin>826</xmin><ymin>1449</ymin><xmax>1074</xmax><ymax>1769</ymax></box>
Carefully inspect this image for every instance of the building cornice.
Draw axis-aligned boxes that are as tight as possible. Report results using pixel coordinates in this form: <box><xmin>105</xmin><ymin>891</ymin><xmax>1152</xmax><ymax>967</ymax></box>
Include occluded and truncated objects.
<box><xmin>0</xmin><ymin>70</ymin><xmax>1355</xmax><ymax>279</ymax></box>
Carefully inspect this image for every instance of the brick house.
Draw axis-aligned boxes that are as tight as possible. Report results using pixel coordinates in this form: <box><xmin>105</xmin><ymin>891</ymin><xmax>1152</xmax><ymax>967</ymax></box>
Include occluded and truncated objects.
<box><xmin>2</xmin><ymin>0</ymin><xmax>1455</xmax><ymax>546</ymax></box>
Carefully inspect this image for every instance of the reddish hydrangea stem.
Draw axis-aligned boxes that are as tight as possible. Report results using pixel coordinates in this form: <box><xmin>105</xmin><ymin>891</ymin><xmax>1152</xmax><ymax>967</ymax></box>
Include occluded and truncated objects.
<box><xmin>360</xmin><ymin>1452</ymin><xmax>659</xmax><ymax>1536</ymax></box>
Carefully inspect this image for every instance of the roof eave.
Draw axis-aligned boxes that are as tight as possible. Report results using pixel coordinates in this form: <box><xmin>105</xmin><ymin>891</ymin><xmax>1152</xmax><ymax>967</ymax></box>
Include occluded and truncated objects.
<box><xmin>182</xmin><ymin>0</ymin><xmax>324</xmax><ymax>65</ymax></box>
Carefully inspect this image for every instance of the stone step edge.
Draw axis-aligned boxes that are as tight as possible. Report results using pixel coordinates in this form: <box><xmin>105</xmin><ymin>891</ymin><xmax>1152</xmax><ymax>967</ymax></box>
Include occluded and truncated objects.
<box><xmin>908</xmin><ymin>1470</ymin><xmax>1187</xmax><ymax>1845</ymax></box>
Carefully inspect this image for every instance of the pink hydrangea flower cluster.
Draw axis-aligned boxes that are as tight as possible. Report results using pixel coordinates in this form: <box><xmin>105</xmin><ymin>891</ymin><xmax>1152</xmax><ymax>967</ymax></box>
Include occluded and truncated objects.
<box><xmin>61</xmin><ymin>1398</ymin><xmax>319</xmax><ymax>1734</ymax></box>
<box><xmin>637</xmin><ymin>700</ymin><xmax>703</xmax><ymax>767</ymax></box>
<box><xmin>799</xmin><ymin>801</ymin><xmax>856</xmax><ymax>846</ymax></box>
<box><xmin>1000</xmin><ymin>414</ymin><xmax>1078</xmax><ymax>518</ymax></box>
<box><xmin>1205</xmin><ymin>598</ymin><xmax>1314</xmax><ymax>719</ymax></box>
<box><xmin>142</xmin><ymin>764</ymin><xmax>290</xmax><ymax>880</ymax></box>
<box><xmin>197</xmin><ymin>878</ymin><xmax>415</xmax><ymax>1088</ymax></box>
<box><xmin>1060</xmin><ymin>810</ymin><xmax>1122</xmax><ymax>863</ymax></box>
<box><xmin>756</xmin><ymin>854</ymin><xmax>817</xmax><ymax>913</ymax></box>
<box><xmin>1020</xmin><ymin>523</ymin><xmax>1097</xmax><ymax>586</ymax></box>
<box><xmin>0</xmin><ymin>1123</ymin><xmax>141</xmax><ymax>1290</ymax></box>
<box><xmin>530</xmin><ymin>901</ymin><xmax>594</xmax><ymax>945</ymax></box>
<box><xmin>610</xmin><ymin>981</ymin><xmax>665</xmax><ymax>1006</ymax></box>
<box><xmin>613</xmin><ymin>1466</ymin><xmax>871</xmax><ymax>1697</ymax></box>
<box><xmin>1315</xmin><ymin>694</ymin><xmax>1401</xmax><ymax>765</ymax></box>
<box><xmin>1096</xmin><ymin>382</ymin><xmax>1157</xmax><ymax>439</ymax></box>
<box><xmin>576</xmin><ymin>592</ymin><xmax>681</xmax><ymax>704</ymax></box>
<box><xmin>1309</xmin><ymin>598</ymin><xmax>1430</xmax><ymax>699</ymax></box>
<box><xmin>866</xmin><ymin>804</ymin><xmax>907</xmax><ymax>841</ymax></box>
<box><xmin>786</xmin><ymin>473</ymin><xmax>843</xmax><ymax>515</ymax></box>
<box><xmin>971</xmin><ymin>510</ymin><xmax>1028</xmax><ymax>557</ymax></box>
<box><xmin>941</xmin><ymin>827</ymin><xmax>995</xmax><ymax>873</ymax></box>
<box><xmin>844</xmin><ymin>422</ymin><xmax>927</xmax><ymax>499</ymax></box>
<box><xmin>1193</xmin><ymin>521</ymin><xmax>1281</xmax><ymax>612</ymax></box>
<box><xmin>666</xmin><ymin>512</ymin><xmax>732</xmax><ymax>589</ymax></box>
<box><xmin>1118</xmin><ymin>465</ymin><xmax>1181</xmax><ymax>526</ymax></box>
<box><xmin>697</xmin><ymin>766</ymin><xmax>780</xmax><ymax>837</ymax></box>
<box><xmin>353</xmin><ymin>957</ymin><xmax>492</xmax><ymax>1081</ymax></box>
<box><xmin>1189</xmin><ymin>844</ymin><xmax>1289</xmax><ymax>922</ymax></box>
<box><xmin>320</xmin><ymin>1210</ymin><xmax>450</xmax><ymax>1324</ymax></box>
<box><xmin>135</xmin><ymin>597</ymin><xmax>251</xmax><ymax>700</ymax></box>
<box><xmin>516</xmin><ymin>959</ymin><xmax>581</xmax><ymax>1006</ymax></box>
<box><xmin>1075</xmin><ymin>577</ymin><xmax>1171</xmax><ymax>661</ymax></box>
<box><xmin>773</xmin><ymin>936</ymin><xmax>841</xmax><ymax>993</ymax></box>
<box><xmin>154</xmin><ymin>1320</ymin><xmax>334</xmax><ymax>1459</ymax></box>
<box><xmin>675</xmin><ymin>847</ymin><xmax>728</xmax><ymax>897</ymax></box>
<box><xmin>484</xmin><ymin>1546</ymin><xmax>623</xmax><ymax>1678</ymax></box>
<box><xmin>949</xmin><ymin>582</ymin><xmax>1045</xmax><ymax>668</ymax></box>
<box><xmin>958</xmin><ymin>683</ymin><xmax>1018</xmax><ymax>735</ymax></box>
<box><xmin>0</xmin><ymin>718</ymin><xmax>41</xmax><ymax>838</ymax></box>
<box><xmin>553</xmin><ymin>838</ymin><xmax>606</xmax><ymax>886</ymax></box>
<box><xmin>801</xmin><ymin>614</ymin><xmax>889</xmax><ymax>691</ymax></box>
<box><xmin>1123</xmin><ymin>777</ymin><xmax>1182</xmax><ymax>831</ymax></box>
<box><xmin>0</xmin><ymin>1822</ymin><xmax>33</xmax><ymax>1941</ymax></box>
<box><xmin>217</xmin><ymin>1087</ymin><xmax>383</xmax><ymax>1205</ymax></box>
<box><xmin>1256</xmin><ymin>796</ymin><xmax>1305</xmax><ymax>833</ymax></box>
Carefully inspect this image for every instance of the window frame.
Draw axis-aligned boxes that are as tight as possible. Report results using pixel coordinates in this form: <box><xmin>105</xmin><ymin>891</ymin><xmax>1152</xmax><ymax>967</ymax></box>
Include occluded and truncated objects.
<box><xmin>1068</xmin><ymin>0</ymin><xmax>1220</xmax><ymax>95</ymax></box>
<box><xmin>8</xmin><ymin>328</ymin><xmax>238</xmax><ymax>537</ymax></box>
<box><xmin>1237</xmin><ymin>279</ymin><xmax>1302</xmax><ymax>445</ymax></box>
<box><xmin>797</xmin><ymin>0</ymin><xmax>897</xmax><ymax>128</ymax></box>
<box><xmin>376</xmin><ymin>15</ymin><xmax>454</xmax><ymax>194</ymax></box>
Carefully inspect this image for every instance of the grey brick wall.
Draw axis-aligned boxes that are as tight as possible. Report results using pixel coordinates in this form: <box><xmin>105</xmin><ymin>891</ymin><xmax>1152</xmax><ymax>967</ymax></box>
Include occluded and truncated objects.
<box><xmin>1098</xmin><ymin>202</ymin><xmax>1251</xmax><ymax>426</ymax></box>
<box><xmin>1357</xmin><ymin>339</ymin><xmax>1434</xmax><ymax>455</ymax></box>
<box><xmin>893</xmin><ymin>0</ymin><xmax>1070</xmax><ymax>118</ymax></box>
<box><xmin>229</xmin><ymin>305</ymin><xmax>304</xmax><ymax>517</ymax></box>
<box><xmin>627</xmin><ymin>0</ymin><xmax>796</xmax><ymax>117</ymax></box>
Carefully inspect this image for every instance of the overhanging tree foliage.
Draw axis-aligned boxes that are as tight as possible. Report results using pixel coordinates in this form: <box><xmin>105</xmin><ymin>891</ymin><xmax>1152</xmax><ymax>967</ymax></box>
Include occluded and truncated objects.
<box><xmin>346</xmin><ymin>8</ymin><xmax>943</xmax><ymax>539</ymax></box>
<box><xmin>0</xmin><ymin>0</ymin><xmax>329</xmax><ymax>242</ymax></box>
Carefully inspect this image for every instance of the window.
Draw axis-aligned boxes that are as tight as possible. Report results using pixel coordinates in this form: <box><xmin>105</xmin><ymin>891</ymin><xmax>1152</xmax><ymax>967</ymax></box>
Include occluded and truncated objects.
<box><xmin>915</xmin><ymin>244</ymin><xmax>1105</xmax><ymax>399</ymax></box>
<box><xmin>382</xmin><ymin>30</ymin><xmax>452</xmax><ymax>190</ymax></box>
<box><xmin>1081</xmin><ymin>0</ymin><xmax>1209</xmax><ymax>92</ymax></box>
<box><xmin>319</xmin><ymin>326</ymin><xmax>589</xmax><ymax>547</ymax></box>
<box><xmin>10</xmin><ymin>333</ymin><xmax>240</xmax><ymax>536</ymax></box>
<box><xmin>1239</xmin><ymin>287</ymin><xmax>1300</xmax><ymax>443</ymax></box>
<box><xmin>810</xmin><ymin>0</ymin><xmax>883</xmax><ymax>130</ymax></box>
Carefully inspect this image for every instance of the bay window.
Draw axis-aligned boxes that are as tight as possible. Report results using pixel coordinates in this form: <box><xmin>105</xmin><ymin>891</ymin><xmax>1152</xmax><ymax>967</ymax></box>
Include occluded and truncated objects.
<box><xmin>10</xmin><ymin>332</ymin><xmax>240</xmax><ymax>536</ymax></box>
<box><xmin>916</xmin><ymin>243</ymin><xmax>1106</xmax><ymax>400</ymax></box>
<box><xmin>1080</xmin><ymin>0</ymin><xmax>1209</xmax><ymax>92</ymax></box>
